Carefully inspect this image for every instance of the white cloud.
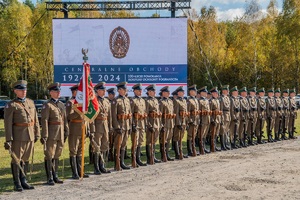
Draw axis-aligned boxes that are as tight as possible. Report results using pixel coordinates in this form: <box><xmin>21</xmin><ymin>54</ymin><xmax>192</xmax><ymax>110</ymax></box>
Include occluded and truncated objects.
<box><xmin>216</xmin><ymin>8</ymin><xmax>245</xmax><ymax>21</ymax></box>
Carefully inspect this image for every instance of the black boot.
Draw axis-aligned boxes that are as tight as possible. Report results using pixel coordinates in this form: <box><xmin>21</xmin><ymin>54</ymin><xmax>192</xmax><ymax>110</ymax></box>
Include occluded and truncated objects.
<box><xmin>173</xmin><ymin>141</ymin><xmax>180</xmax><ymax>159</ymax></box>
<box><xmin>77</xmin><ymin>156</ymin><xmax>89</xmax><ymax>178</ymax></box>
<box><xmin>195</xmin><ymin>136</ymin><xmax>199</xmax><ymax>147</ymax></box>
<box><xmin>93</xmin><ymin>153</ymin><xmax>101</xmax><ymax>175</ymax></box>
<box><xmin>215</xmin><ymin>137</ymin><xmax>221</xmax><ymax>151</ymax></box>
<box><xmin>281</xmin><ymin>132</ymin><xmax>287</xmax><ymax>140</ymax></box>
<box><xmin>52</xmin><ymin>159</ymin><xmax>63</xmax><ymax>184</ymax></box>
<box><xmin>124</xmin><ymin>147</ymin><xmax>130</xmax><ymax>159</ymax></box>
<box><xmin>203</xmin><ymin>140</ymin><xmax>210</xmax><ymax>153</ymax></box>
<box><xmin>20</xmin><ymin>161</ymin><xmax>34</xmax><ymax>189</ymax></box>
<box><xmin>220</xmin><ymin>135</ymin><xmax>227</xmax><ymax>151</ymax></box>
<box><xmin>187</xmin><ymin>140</ymin><xmax>193</xmax><ymax>156</ymax></box>
<box><xmin>268</xmin><ymin>134</ymin><xmax>274</xmax><ymax>143</ymax></box>
<box><xmin>146</xmin><ymin>145</ymin><xmax>151</xmax><ymax>164</ymax></box>
<box><xmin>70</xmin><ymin>156</ymin><xmax>79</xmax><ymax>179</ymax></box>
<box><xmin>11</xmin><ymin>163</ymin><xmax>23</xmax><ymax>191</ymax></box>
<box><xmin>136</xmin><ymin>146</ymin><xmax>147</xmax><ymax>166</ymax></box>
<box><xmin>99</xmin><ymin>152</ymin><xmax>111</xmax><ymax>173</ymax></box>
<box><xmin>45</xmin><ymin>160</ymin><xmax>54</xmax><ymax>185</ymax></box>
<box><xmin>120</xmin><ymin>149</ymin><xmax>131</xmax><ymax>170</ymax></box>
<box><xmin>166</xmin><ymin>143</ymin><xmax>174</xmax><ymax>161</ymax></box>
<box><xmin>89</xmin><ymin>143</ymin><xmax>94</xmax><ymax>164</ymax></box>
<box><xmin>153</xmin><ymin>144</ymin><xmax>161</xmax><ymax>163</ymax></box>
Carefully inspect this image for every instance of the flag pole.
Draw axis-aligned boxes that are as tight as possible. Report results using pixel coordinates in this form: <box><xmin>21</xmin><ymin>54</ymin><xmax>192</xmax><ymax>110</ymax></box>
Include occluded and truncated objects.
<box><xmin>81</xmin><ymin>120</ymin><xmax>86</xmax><ymax>180</ymax></box>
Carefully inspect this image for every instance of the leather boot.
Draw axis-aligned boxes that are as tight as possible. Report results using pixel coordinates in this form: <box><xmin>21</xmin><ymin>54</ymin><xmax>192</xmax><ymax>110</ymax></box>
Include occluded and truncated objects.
<box><xmin>281</xmin><ymin>132</ymin><xmax>287</xmax><ymax>140</ymax></box>
<box><xmin>215</xmin><ymin>137</ymin><xmax>221</xmax><ymax>151</ymax></box>
<box><xmin>70</xmin><ymin>156</ymin><xmax>79</xmax><ymax>179</ymax></box>
<box><xmin>195</xmin><ymin>136</ymin><xmax>199</xmax><ymax>147</ymax></box>
<box><xmin>108</xmin><ymin>148</ymin><xmax>114</xmax><ymax>162</ymax></box>
<box><xmin>114</xmin><ymin>149</ymin><xmax>121</xmax><ymax>171</ymax></box>
<box><xmin>89</xmin><ymin>143</ymin><xmax>94</xmax><ymax>164</ymax></box>
<box><xmin>120</xmin><ymin>149</ymin><xmax>130</xmax><ymax>170</ymax></box>
<box><xmin>274</xmin><ymin>132</ymin><xmax>280</xmax><ymax>142</ymax></box>
<box><xmin>240</xmin><ymin>140</ymin><xmax>246</xmax><ymax>148</ymax></box>
<box><xmin>124</xmin><ymin>147</ymin><xmax>130</xmax><ymax>159</ymax></box>
<box><xmin>153</xmin><ymin>144</ymin><xmax>161</xmax><ymax>163</ymax></box>
<box><xmin>173</xmin><ymin>141</ymin><xmax>180</xmax><ymax>159</ymax></box>
<box><xmin>76</xmin><ymin>156</ymin><xmax>89</xmax><ymax>178</ymax></box>
<box><xmin>187</xmin><ymin>140</ymin><xmax>193</xmax><ymax>156</ymax></box>
<box><xmin>99</xmin><ymin>152</ymin><xmax>111</xmax><ymax>173</ymax></box>
<box><xmin>146</xmin><ymin>145</ymin><xmax>151</xmax><ymax>164</ymax></box>
<box><xmin>203</xmin><ymin>140</ymin><xmax>211</xmax><ymax>153</ymax></box>
<box><xmin>268</xmin><ymin>134</ymin><xmax>274</xmax><ymax>143</ymax></box>
<box><xmin>160</xmin><ymin>143</ymin><xmax>167</xmax><ymax>162</ymax></box>
<box><xmin>20</xmin><ymin>161</ymin><xmax>34</xmax><ymax>189</ymax></box>
<box><xmin>220</xmin><ymin>135</ymin><xmax>227</xmax><ymax>151</ymax></box>
<box><xmin>94</xmin><ymin>153</ymin><xmax>101</xmax><ymax>175</ymax></box>
<box><xmin>166</xmin><ymin>143</ymin><xmax>174</xmax><ymax>161</ymax></box>
<box><xmin>11</xmin><ymin>163</ymin><xmax>23</xmax><ymax>191</ymax></box>
<box><xmin>45</xmin><ymin>160</ymin><xmax>54</xmax><ymax>185</ymax></box>
<box><xmin>52</xmin><ymin>159</ymin><xmax>63</xmax><ymax>184</ymax></box>
<box><xmin>292</xmin><ymin>132</ymin><xmax>297</xmax><ymax>139</ymax></box>
<box><xmin>248</xmin><ymin>136</ymin><xmax>254</xmax><ymax>146</ymax></box>
<box><xmin>136</xmin><ymin>146</ymin><xmax>147</xmax><ymax>166</ymax></box>
<box><xmin>199</xmin><ymin>139</ymin><xmax>205</xmax><ymax>155</ymax></box>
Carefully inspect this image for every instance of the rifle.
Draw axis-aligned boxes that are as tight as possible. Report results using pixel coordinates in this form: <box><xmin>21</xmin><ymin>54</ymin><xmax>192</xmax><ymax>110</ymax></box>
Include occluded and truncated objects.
<box><xmin>243</xmin><ymin>119</ymin><xmax>247</xmax><ymax>146</ymax></box>
<box><xmin>115</xmin><ymin>132</ymin><xmax>122</xmax><ymax>170</ymax></box>
<box><xmin>191</xmin><ymin>124</ymin><xmax>197</xmax><ymax>156</ymax></box>
<box><xmin>131</xmin><ymin>130</ymin><xmax>137</xmax><ymax>168</ymax></box>
<box><xmin>161</xmin><ymin>128</ymin><xmax>167</xmax><ymax>162</ymax></box>
<box><xmin>210</xmin><ymin>120</ymin><xmax>216</xmax><ymax>152</ymax></box>
<box><xmin>278</xmin><ymin>115</ymin><xmax>283</xmax><ymax>138</ymax></box>
<box><xmin>233</xmin><ymin>120</ymin><xmax>238</xmax><ymax>147</ymax></box>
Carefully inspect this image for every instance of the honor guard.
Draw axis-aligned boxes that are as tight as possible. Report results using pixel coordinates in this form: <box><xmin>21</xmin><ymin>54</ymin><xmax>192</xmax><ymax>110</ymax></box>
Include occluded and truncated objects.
<box><xmin>274</xmin><ymin>88</ymin><xmax>283</xmax><ymax>141</ymax></box>
<box><xmin>4</xmin><ymin>80</ymin><xmax>40</xmax><ymax>191</ymax></box>
<box><xmin>239</xmin><ymin>87</ymin><xmax>250</xmax><ymax>147</ymax></box>
<box><xmin>219</xmin><ymin>85</ymin><xmax>231</xmax><ymax>150</ymax></box>
<box><xmin>145</xmin><ymin>84</ymin><xmax>162</xmax><ymax>164</ymax></box>
<box><xmin>266</xmin><ymin>88</ymin><xmax>277</xmax><ymax>142</ymax></box>
<box><xmin>256</xmin><ymin>88</ymin><xmax>267</xmax><ymax>144</ymax></box>
<box><xmin>66</xmin><ymin>84</ymin><xmax>90</xmax><ymax>179</ymax></box>
<box><xmin>93</xmin><ymin>82</ymin><xmax>112</xmax><ymax>174</ymax></box>
<box><xmin>111</xmin><ymin>82</ymin><xmax>132</xmax><ymax>171</ymax></box>
<box><xmin>281</xmin><ymin>89</ymin><xmax>290</xmax><ymax>140</ymax></box>
<box><xmin>288</xmin><ymin>88</ymin><xmax>297</xmax><ymax>139</ymax></box>
<box><xmin>247</xmin><ymin>87</ymin><xmax>258</xmax><ymax>145</ymax></box>
<box><xmin>186</xmin><ymin>85</ymin><xmax>200</xmax><ymax>156</ymax></box>
<box><xmin>229</xmin><ymin>86</ymin><xmax>241</xmax><ymax>149</ymax></box>
<box><xmin>41</xmin><ymin>83</ymin><xmax>69</xmax><ymax>185</ymax></box>
<box><xmin>107</xmin><ymin>88</ymin><xmax>116</xmax><ymax>161</ymax></box>
<box><xmin>130</xmin><ymin>83</ymin><xmax>147</xmax><ymax>167</ymax></box>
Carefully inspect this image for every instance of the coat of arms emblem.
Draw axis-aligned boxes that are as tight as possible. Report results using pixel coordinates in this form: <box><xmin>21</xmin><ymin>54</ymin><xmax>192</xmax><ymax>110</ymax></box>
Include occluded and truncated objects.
<box><xmin>109</xmin><ymin>26</ymin><xmax>130</xmax><ymax>59</ymax></box>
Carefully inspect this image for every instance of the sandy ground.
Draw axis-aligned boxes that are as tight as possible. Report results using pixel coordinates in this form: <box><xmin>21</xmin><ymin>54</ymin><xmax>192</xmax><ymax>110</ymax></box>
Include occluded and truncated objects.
<box><xmin>1</xmin><ymin>139</ymin><xmax>300</xmax><ymax>200</ymax></box>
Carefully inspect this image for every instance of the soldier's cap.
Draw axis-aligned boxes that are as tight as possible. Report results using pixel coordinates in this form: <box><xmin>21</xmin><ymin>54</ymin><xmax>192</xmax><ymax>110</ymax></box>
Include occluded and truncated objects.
<box><xmin>267</xmin><ymin>88</ymin><xmax>274</xmax><ymax>93</ymax></box>
<box><xmin>198</xmin><ymin>86</ymin><xmax>208</xmax><ymax>93</ymax></box>
<box><xmin>289</xmin><ymin>88</ymin><xmax>296</xmax><ymax>93</ymax></box>
<box><xmin>13</xmin><ymin>80</ymin><xmax>27</xmax><ymax>90</ymax></box>
<box><xmin>282</xmin><ymin>89</ymin><xmax>289</xmax><ymax>94</ymax></box>
<box><xmin>210</xmin><ymin>87</ymin><xmax>218</xmax><ymax>93</ymax></box>
<box><xmin>69</xmin><ymin>84</ymin><xmax>79</xmax><ymax>91</ymax></box>
<box><xmin>107</xmin><ymin>88</ymin><xmax>116</xmax><ymax>95</ymax></box>
<box><xmin>47</xmin><ymin>82</ymin><xmax>61</xmax><ymax>91</ymax></box>
<box><xmin>171</xmin><ymin>89</ymin><xmax>178</xmax><ymax>96</ymax></box>
<box><xmin>132</xmin><ymin>83</ymin><xmax>142</xmax><ymax>90</ymax></box>
<box><xmin>275</xmin><ymin>88</ymin><xmax>281</xmax><ymax>93</ymax></box>
<box><xmin>160</xmin><ymin>86</ymin><xmax>170</xmax><ymax>92</ymax></box>
<box><xmin>176</xmin><ymin>86</ymin><xmax>184</xmax><ymax>92</ymax></box>
<box><xmin>248</xmin><ymin>87</ymin><xmax>256</xmax><ymax>93</ymax></box>
<box><xmin>230</xmin><ymin>86</ymin><xmax>238</xmax><ymax>92</ymax></box>
<box><xmin>116</xmin><ymin>82</ymin><xmax>127</xmax><ymax>90</ymax></box>
<box><xmin>257</xmin><ymin>87</ymin><xmax>265</xmax><ymax>93</ymax></box>
<box><xmin>145</xmin><ymin>84</ymin><xmax>156</xmax><ymax>91</ymax></box>
<box><xmin>188</xmin><ymin>84</ymin><xmax>197</xmax><ymax>91</ymax></box>
<box><xmin>221</xmin><ymin>85</ymin><xmax>229</xmax><ymax>90</ymax></box>
<box><xmin>95</xmin><ymin>82</ymin><xmax>106</xmax><ymax>90</ymax></box>
<box><xmin>239</xmin><ymin>87</ymin><xmax>247</xmax><ymax>93</ymax></box>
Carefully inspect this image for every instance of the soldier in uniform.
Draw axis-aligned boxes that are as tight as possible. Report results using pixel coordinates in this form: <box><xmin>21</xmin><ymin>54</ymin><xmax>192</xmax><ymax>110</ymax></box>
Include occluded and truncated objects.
<box><xmin>111</xmin><ymin>82</ymin><xmax>132</xmax><ymax>171</ymax></box>
<box><xmin>281</xmin><ymin>89</ymin><xmax>290</xmax><ymax>140</ymax></box>
<box><xmin>219</xmin><ymin>85</ymin><xmax>231</xmax><ymax>150</ymax></box>
<box><xmin>173</xmin><ymin>86</ymin><xmax>188</xmax><ymax>159</ymax></box>
<box><xmin>41</xmin><ymin>83</ymin><xmax>69</xmax><ymax>185</ymax></box>
<box><xmin>274</xmin><ymin>88</ymin><xmax>283</xmax><ymax>141</ymax></box>
<box><xmin>4</xmin><ymin>80</ymin><xmax>40</xmax><ymax>191</ymax></box>
<box><xmin>66</xmin><ymin>84</ymin><xmax>90</xmax><ymax>179</ymax></box>
<box><xmin>256</xmin><ymin>88</ymin><xmax>267</xmax><ymax>144</ymax></box>
<box><xmin>266</xmin><ymin>88</ymin><xmax>277</xmax><ymax>142</ymax></box>
<box><xmin>130</xmin><ymin>83</ymin><xmax>147</xmax><ymax>167</ymax></box>
<box><xmin>247</xmin><ymin>87</ymin><xmax>258</xmax><ymax>145</ymax></box>
<box><xmin>198</xmin><ymin>86</ymin><xmax>211</xmax><ymax>154</ymax></box>
<box><xmin>186</xmin><ymin>85</ymin><xmax>200</xmax><ymax>156</ymax></box>
<box><xmin>93</xmin><ymin>82</ymin><xmax>112</xmax><ymax>174</ymax></box>
<box><xmin>239</xmin><ymin>87</ymin><xmax>250</xmax><ymax>147</ymax></box>
<box><xmin>159</xmin><ymin>86</ymin><xmax>175</xmax><ymax>161</ymax></box>
<box><xmin>145</xmin><ymin>84</ymin><xmax>162</xmax><ymax>164</ymax></box>
<box><xmin>288</xmin><ymin>88</ymin><xmax>298</xmax><ymax>139</ymax></box>
<box><xmin>229</xmin><ymin>86</ymin><xmax>241</xmax><ymax>149</ymax></box>
<box><xmin>107</xmin><ymin>88</ymin><xmax>116</xmax><ymax>161</ymax></box>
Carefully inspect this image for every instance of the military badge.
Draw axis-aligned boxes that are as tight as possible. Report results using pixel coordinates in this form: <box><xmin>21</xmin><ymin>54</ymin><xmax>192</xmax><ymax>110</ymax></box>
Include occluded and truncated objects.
<box><xmin>109</xmin><ymin>26</ymin><xmax>130</xmax><ymax>59</ymax></box>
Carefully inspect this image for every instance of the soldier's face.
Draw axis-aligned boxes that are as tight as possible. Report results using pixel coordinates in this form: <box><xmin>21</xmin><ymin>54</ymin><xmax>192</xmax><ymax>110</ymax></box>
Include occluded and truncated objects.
<box><xmin>249</xmin><ymin>91</ymin><xmax>255</xmax><ymax>96</ymax></box>
<box><xmin>162</xmin><ymin>91</ymin><xmax>169</xmax><ymax>98</ymax></box>
<box><xmin>241</xmin><ymin>91</ymin><xmax>247</xmax><ymax>97</ymax></box>
<box><xmin>290</xmin><ymin>92</ymin><xmax>295</xmax><ymax>97</ymax></box>
<box><xmin>189</xmin><ymin>90</ymin><xmax>196</xmax><ymax>97</ymax></box>
<box><xmin>72</xmin><ymin>90</ymin><xmax>77</xmax><ymax>97</ymax></box>
<box><xmin>222</xmin><ymin>90</ymin><xmax>228</xmax><ymax>95</ymax></box>
<box><xmin>108</xmin><ymin>93</ymin><xmax>115</xmax><ymax>99</ymax></box>
<box><xmin>275</xmin><ymin>92</ymin><xmax>281</xmax><ymax>97</ymax></box>
<box><xmin>14</xmin><ymin>89</ymin><xmax>27</xmax><ymax>99</ymax></box>
<box><xmin>283</xmin><ymin>93</ymin><xmax>288</xmax><ymax>97</ymax></box>
<box><xmin>97</xmin><ymin>89</ymin><xmax>105</xmax><ymax>97</ymax></box>
<box><xmin>148</xmin><ymin>90</ymin><xmax>155</xmax><ymax>97</ymax></box>
<box><xmin>118</xmin><ymin>88</ymin><xmax>126</xmax><ymax>96</ymax></box>
<box><xmin>232</xmin><ymin>91</ymin><xmax>238</xmax><ymax>96</ymax></box>
<box><xmin>268</xmin><ymin>92</ymin><xmax>274</xmax><ymax>97</ymax></box>
<box><xmin>134</xmin><ymin>89</ymin><xmax>142</xmax><ymax>96</ymax></box>
<box><xmin>259</xmin><ymin>92</ymin><xmax>265</xmax><ymax>97</ymax></box>
<box><xmin>50</xmin><ymin>90</ymin><xmax>61</xmax><ymax>99</ymax></box>
<box><xmin>200</xmin><ymin>92</ymin><xmax>207</xmax><ymax>98</ymax></box>
<box><xmin>212</xmin><ymin>92</ymin><xmax>218</xmax><ymax>98</ymax></box>
<box><xmin>178</xmin><ymin>91</ymin><xmax>184</xmax><ymax>97</ymax></box>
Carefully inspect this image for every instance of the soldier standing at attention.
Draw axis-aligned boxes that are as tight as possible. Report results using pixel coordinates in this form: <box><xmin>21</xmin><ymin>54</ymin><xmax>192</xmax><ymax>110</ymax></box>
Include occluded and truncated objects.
<box><xmin>247</xmin><ymin>87</ymin><xmax>258</xmax><ymax>145</ymax></box>
<box><xmin>229</xmin><ymin>86</ymin><xmax>241</xmax><ymax>149</ymax></box>
<box><xmin>107</xmin><ymin>88</ymin><xmax>116</xmax><ymax>162</ymax></box>
<box><xmin>274</xmin><ymin>88</ymin><xmax>283</xmax><ymax>141</ymax></box>
<box><xmin>41</xmin><ymin>83</ymin><xmax>69</xmax><ymax>185</ymax></box>
<box><xmin>266</xmin><ymin>88</ymin><xmax>277</xmax><ymax>143</ymax></box>
<box><xmin>256</xmin><ymin>88</ymin><xmax>267</xmax><ymax>144</ymax></box>
<box><xmin>145</xmin><ymin>84</ymin><xmax>162</xmax><ymax>164</ymax></box>
<box><xmin>4</xmin><ymin>80</ymin><xmax>40</xmax><ymax>191</ymax></box>
<box><xmin>239</xmin><ymin>87</ymin><xmax>250</xmax><ymax>147</ymax></box>
<box><xmin>130</xmin><ymin>83</ymin><xmax>147</xmax><ymax>167</ymax></box>
<box><xmin>219</xmin><ymin>85</ymin><xmax>231</xmax><ymax>150</ymax></box>
<box><xmin>281</xmin><ymin>89</ymin><xmax>290</xmax><ymax>140</ymax></box>
<box><xmin>66</xmin><ymin>84</ymin><xmax>90</xmax><ymax>179</ymax></box>
<box><xmin>173</xmin><ymin>86</ymin><xmax>188</xmax><ymax>159</ymax></box>
<box><xmin>111</xmin><ymin>82</ymin><xmax>132</xmax><ymax>171</ymax></box>
<box><xmin>288</xmin><ymin>88</ymin><xmax>297</xmax><ymax>139</ymax></box>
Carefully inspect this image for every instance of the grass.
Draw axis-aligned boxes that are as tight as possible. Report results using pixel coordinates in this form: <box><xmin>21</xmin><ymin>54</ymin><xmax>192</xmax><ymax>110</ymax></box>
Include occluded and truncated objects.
<box><xmin>0</xmin><ymin>112</ymin><xmax>299</xmax><ymax>193</ymax></box>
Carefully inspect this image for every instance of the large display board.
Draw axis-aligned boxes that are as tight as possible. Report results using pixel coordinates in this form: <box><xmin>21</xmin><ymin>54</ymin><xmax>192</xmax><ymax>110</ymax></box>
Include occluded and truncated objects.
<box><xmin>53</xmin><ymin>18</ymin><xmax>187</xmax><ymax>96</ymax></box>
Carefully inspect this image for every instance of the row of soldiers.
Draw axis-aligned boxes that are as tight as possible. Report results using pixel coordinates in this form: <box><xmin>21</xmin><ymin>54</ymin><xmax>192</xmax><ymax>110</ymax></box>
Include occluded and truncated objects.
<box><xmin>3</xmin><ymin>80</ymin><xmax>298</xmax><ymax>191</ymax></box>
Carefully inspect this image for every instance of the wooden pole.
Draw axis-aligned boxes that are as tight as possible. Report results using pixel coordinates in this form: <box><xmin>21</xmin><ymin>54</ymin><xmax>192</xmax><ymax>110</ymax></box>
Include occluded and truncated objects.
<box><xmin>81</xmin><ymin>121</ymin><xmax>86</xmax><ymax>180</ymax></box>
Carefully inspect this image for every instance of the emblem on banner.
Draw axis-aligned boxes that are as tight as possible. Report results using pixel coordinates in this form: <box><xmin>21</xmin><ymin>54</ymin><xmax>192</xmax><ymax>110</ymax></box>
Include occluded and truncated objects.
<box><xmin>109</xmin><ymin>26</ymin><xmax>130</xmax><ymax>59</ymax></box>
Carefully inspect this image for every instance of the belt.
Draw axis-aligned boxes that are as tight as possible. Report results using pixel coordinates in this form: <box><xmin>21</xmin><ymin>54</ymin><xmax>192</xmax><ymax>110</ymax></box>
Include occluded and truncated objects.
<box><xmin>223</xmin><ymin>109</ymin><xmax>229</xmax><ymax>112</ymax></box>
<box><xmin>251</xmin><ymin>108</ymin><xmax>257</xmax><ymax>111</ymax></box>
<box><xmin>211</xmin><ymin>110</ymin><xmax>222</xmax><ymax>115</ymax></box>
<box><xmin>95</xmin><ymin>116</ymin><xmax>107</xmax><ymax>121</ymax></box>
<box><xmin>190</xmin><ymin>110</ymin><xmax>201</xmax><ymax>116</ymax></box>
<box><xmin>201</xmin><ymin>110</ymin><xmax>211</xmax><ymax>116</ymax></box>
<box><xmin>134</xmin><ymin>113</ymin><xmax>147</xmax><ymax>120</ymax></box>
<box><xmin>13</xmin><ymin>122</ymin><xmax>34</xmax><ymax>127</ymax></box>
<box><xmin>48</xmin><ymin>121</ymin><xmax>63</xmax><ymax>125</ymax></box>
<box><xmin>149</xmin><ymin>112</ymin><xmax>162</xmax><ymax>118</ymax></box>
<box><xmin>117</xmin><ymin>113</ymin><xmax>132</xmax><ymax>120</ymax></box>
<box><xmin>70</xmin><ymin>119</ymin><xmax>84</xmax><ymax>123</ymax></box>
<box><xmin>162</xmin><ymin>113</ymin><xmax>176</xmax><ymax>119</ymax></box>
<box><xmin>179</xmin><ymin>111</ymin><xmax>190</xmax><ymax>117</ymax></box>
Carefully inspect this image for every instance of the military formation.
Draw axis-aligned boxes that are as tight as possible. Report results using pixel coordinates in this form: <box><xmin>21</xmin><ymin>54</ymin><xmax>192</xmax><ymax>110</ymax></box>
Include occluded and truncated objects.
<box><xmin>3</xmin><ymin>80</ymin><xmax>299</xmax><ymax>191</ymax></box>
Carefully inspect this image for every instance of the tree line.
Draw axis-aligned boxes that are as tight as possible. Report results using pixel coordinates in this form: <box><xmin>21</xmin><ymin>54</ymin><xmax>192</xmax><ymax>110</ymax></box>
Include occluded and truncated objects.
<box><xmin>0</xmin><ymin>0</ymin><xmax>299</xmax><ymax>99</ymax></box>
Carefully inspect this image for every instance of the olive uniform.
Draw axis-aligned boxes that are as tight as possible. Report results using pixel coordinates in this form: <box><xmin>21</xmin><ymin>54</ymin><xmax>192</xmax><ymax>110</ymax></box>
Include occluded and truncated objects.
<box><xmin>288</xmin><ymin>89</ymin><xmax>298</xmax><ymax>139</ymax></box>
<box><xmin>281</xmin><ymin>89</ymin><xmax>290</xmax><ymax>140</ymax></box>
<box><xmin>247</xmin><ymin>87</ymin><xmax>258</xmax><ymax>145</ymax></box>
<box><xmin>107</xmin><ymin>88</ymin><xmax>116</xmax><ymax>161</ymax></box>
<box><xmin>239</xmin><ymin>87</ymin><xmax>250</xmax><ymax>147</ymax></box>
<box><xmin>274</xmin><ymin>88</ymin><xmax>283</xmax><ymax>141</ymax></box>
<box><xmin>219</xmin><ymin>85</ymin><xmax>231</xmax><ymax>150</ymax></box>
<box><xmin>229</xmin><ymin>86</ymin><xmax>241</xmax><ymax>148</ymax></box>
<box><xmin>265</xmin><ymin>88</ymin><xmax>277</xmax><ymax>142</ymax></box>
<box><xmin>255</xmin><ymin>88</ymin><xmax>267</xmax><ymax>144</ymax></box>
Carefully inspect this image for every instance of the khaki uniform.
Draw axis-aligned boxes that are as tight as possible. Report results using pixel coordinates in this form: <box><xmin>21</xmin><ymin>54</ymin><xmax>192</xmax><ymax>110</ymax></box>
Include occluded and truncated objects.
<box><xmin>282</xmin><ymin>96</ymin><xmax>290</xmax><ymax>133</ymax></box>
<box><xmin>230</xmin><ymin>96</ymin><xmax>240</xmax><ymax>141</ymax></box>
<box><xmin>198</xmin><ymin>97</ymin><xmax>211</xmax><ymax>140</ymax></box>
<box><xmin>173</xmin><ymin>97</ymin><xmax>187</xmax><ymax>142</ymax></box>
<box><xmin>131</xmin><ymin>96</ymin><xmax>147</xmax><ymax>147</ymax></box>
<box><xmin>160</xmin><ymin>97</ymin><xmax>175</xmax><ymax>143</ymax></box>
<box><xmin>247</xmin><ymin>96</ymin><xmax>258</xmax><ymax>138</ymax></box>
<box><xmin>266</xmin><ymin>97</ymin><xmax>277</xmax><ymax>135</ymax></box>
<box><xmin>187</xmin><ymin>96</ymin><xmax>200</xmax><ymax>140</ymax></box>
<box><xmin>239</xmin><ymin>97</ymin><xmax>250</xmax><ymax>140</ymax></box>
<box><xmin>210</xmin><ymin>97</ymin><xmax>221</xmax><ymax>136</ymax></box>
<box><xmin>256</xmin><ymin>96</ymin><xmax>267</xmax><ymax>137</ymax></box>
<box><xmin>274</xmin><ymin>97</ymin><xmax>283</xmax><ymax>136</ymax></box>
<box><xmin>288</xmin><ymin>97</ymin><xmax>298</xmax><ymax>133</ymax></box>
<box><xmin>220</xmin><ymin>95</ymin><xmax>231</xmax><ymax>136</ymax></box>
<box><xmin>145</xmin><ymin>96</ymin><xmax>161</xmax><ymax>145</ymax></box>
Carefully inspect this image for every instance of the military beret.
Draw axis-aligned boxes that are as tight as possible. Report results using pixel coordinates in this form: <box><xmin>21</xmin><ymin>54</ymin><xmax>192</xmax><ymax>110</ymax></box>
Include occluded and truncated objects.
<box><xmin>47</xmin><ymin>82</ymin><xmax>61</xmax><ymax>91</ymax></box>
<box><xmin>239</xmin><ymin>87</ymin><xmax>247</xmax><ymax>93</ymax></box>
<box><xmin>230</xmin><ymin>86</ymin><xmax>238</xmax><ymax>92</ymax></box>
<box><xmin>132</xmin><ymin>83</ymin><xmax>142</xmax><ymax>90</ymax></box>
<box><xmin>267</xmin><ymin>88</ymin><xmax>274</xmax><ymax>93</ymax></box>
<box><xmin>248</xmin><ymin>87</ymin><xmax>256</xmax><ymax>93</ymax></box>
<box><xmin>171</xmin><ymin>90</ymin><xmax>178</xmax><ymax>96</ymax></box>
<box><xmin>116</xmin><ymin>82</ymin><xmax>127</xmax><ymax>89</ymax></box>
<box><xmin>69</xmin><ymin>84</ymin><xmax>79</xmax><ymax>91</ymax></box>
<box><xmin>145</xmin><ymin>84</ymin><xmax>156</xmax><ymax>91</ymax></box>
<box><xmin>257</xmin><ymin>87</ymin><xmax>265</xmax><ymax>93</ymax></box>
<box><xmin>188</xmin><ymin>84</ymin><xmax>197</xmax><ymax>91</ymax></box>
<box><xmin>282</xmin><ymin>89</ymin><xmax>289</xmax><ymax>94</ymax></box>
<box><xmin>210</xmin><ymin>87</ymin><xmax>218</xmax><ymax>93</ymax></box>
<box><xmin>95</xmin><ymin>82</ymin><xmax>106</xmax><ymax>90</ymax></box>
<box><xmin>289</xmin><ymin>88</ymin><xmax>296</xmax><ymax>93</ymax></box>
<box><xmin>221</xmin><ymin>85</ymin><xmax>229</xmax><ymax>90</ymax></box>
<box><xmin>175</xmin><ymin>86</ymin><xmax>184</xmax><ymax>92</ymax></box>
<box><xmin>198</xmin><ymin>86</ymin><xmax>208</xmax><ymax>93</ymax></box>
<box><xmin>107</xmin><ymin>88</ymin><xmax>116</xmax><ymax>94</ymax></box>
<box><xmin>275</xmin><ymin>88</ymin><xmax>281</xmax><ymax>93</ymax></box>
<box><xmin>13</xmin><ymin>80</ymin><xmax>27</xmax><ymax>90</ymax></box>
<box><xmin>160</xmin><ymin>86</ymin><xmax>170</xmax><ymax>92</ymax></box>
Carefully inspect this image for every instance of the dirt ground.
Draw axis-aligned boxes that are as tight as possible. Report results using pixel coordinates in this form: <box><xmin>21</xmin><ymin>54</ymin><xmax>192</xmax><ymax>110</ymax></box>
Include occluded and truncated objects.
<box><xmin>1</xmin><ymin>139</ymin><xmax>300</xmax><ymax>200</ymax></box>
